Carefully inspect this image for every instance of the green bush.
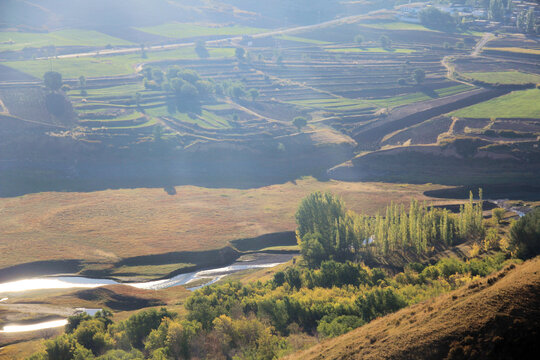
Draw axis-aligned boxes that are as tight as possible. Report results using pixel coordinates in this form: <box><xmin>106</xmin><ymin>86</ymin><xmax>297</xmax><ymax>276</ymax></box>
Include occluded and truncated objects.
<box><xmin>510</xmin><ymin>208</ymin><xmax>540</xmax><ymax>259</ymax></box>
<box><xmin>317</xmin><ymin>315</ymin><xmax>364</xmax><ymax>338</ymax></box>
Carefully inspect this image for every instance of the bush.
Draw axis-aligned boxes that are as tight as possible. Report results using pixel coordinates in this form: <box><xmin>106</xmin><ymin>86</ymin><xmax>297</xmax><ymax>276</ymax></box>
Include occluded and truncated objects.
<box><xmin>44</xmin><ymin>71</ymin><xmax>62</xmax><ymax>91</ymax></box>
<box><xmin>509</xmin><ymin>208</ymin><xmax>540</xmax><ymax>259</ymax></box>
<box><xmin>317</xmin><ymin>315</ymin><xmax>364</xmax><ymax>338</ymax></box>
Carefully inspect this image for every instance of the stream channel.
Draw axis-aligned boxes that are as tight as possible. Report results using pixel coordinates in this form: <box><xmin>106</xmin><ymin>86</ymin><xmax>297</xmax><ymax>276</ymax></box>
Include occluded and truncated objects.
<box><xmin>0</xmin><ymin>253</ymin><xmax>294</xmax><ymax>333</ymax></box>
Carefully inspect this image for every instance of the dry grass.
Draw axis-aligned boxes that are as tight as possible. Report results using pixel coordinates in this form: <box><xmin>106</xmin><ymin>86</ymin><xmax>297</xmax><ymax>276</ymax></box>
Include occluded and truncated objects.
<box><xmin>0</xmin><ymin>339</ymin><xmax>48</xmax><ymax>359</ymax></box>
<box><xmin>0</xmin><ymin>178</ymin><xmax>453</xmax><ymax>269</ymax></box>
<box><xmin>285</xmin><ymin>257</ymin><xmax>540</xmax><ymax>360</ymax></box>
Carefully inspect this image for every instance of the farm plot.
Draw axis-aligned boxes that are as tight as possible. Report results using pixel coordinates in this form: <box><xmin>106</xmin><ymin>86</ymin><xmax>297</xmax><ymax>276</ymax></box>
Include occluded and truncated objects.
<box><xmin>136</xmin><ymin>23</ymin><xmax>266</xmax><ymax>39</ymax></box>
<box><xmin>274</xmin><ymin>35</ymin><xmax>331</xmax><ymax>45</ymax></box>
<box><xmin>452</xmin><ymin>89</ymin><xmax>540</xmax><ymax>118</ymax></box>
<box><xmin>78</xmin><ymin>111</ymin><xmax>148</xmax><ymax>129</ymax></box>
<box><xmin>326</xmin><ymin>47</ymin><xmax>415</xmax><ymax>54</ymax></box>
<box><xmin>146</xmin><ymin>106</ymin><xmax>231</xmax><ymax>130</ymax></box>
<box><xmin>4</xmin><ymin>46</ymin><xmax>235</xmax><ymax>78</ymax></box>
<box><xmin>461</xmin><ymin>71</ymin><xmax>540</xmax><ymax>85</ymax></box>
<box><xmin>381</xmin><ymin>116</ymin><xmax>453</xmax><ymax>146</ymax></box>
<box><xmin>68</xmin><ymin>84</ymin><xmax>146</xmax><ymax>98</ymax></box>
<box><xmin>286</xmin><ymin>98</ymin><xmax>373</xmax><ymax>112</ymax></box>
<box><xmin>483</xmin><ymin>47</ymin><xmax>540</xmax><ymax>56</ymax></box>
<box><xmin>371</xmin><ymin>84</ymin><xmax>475</xmax><ymax>108</ymax></box>
<box><xmin>0</xmin><ymin>29</ymin><xmax>133</xmax><ymax>52</ymax></box>
<box><xmin>359</xmin><ymin>21</ymin><xmax>436</xmax><ymax>32</ymax></box>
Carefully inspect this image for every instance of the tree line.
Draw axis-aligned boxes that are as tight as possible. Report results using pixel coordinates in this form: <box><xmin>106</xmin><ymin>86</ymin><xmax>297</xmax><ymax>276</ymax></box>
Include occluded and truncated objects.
<box><xmin>296</xmin><ymin>191</ymin><xmax>484</xmax><ymax>267</ymax></box>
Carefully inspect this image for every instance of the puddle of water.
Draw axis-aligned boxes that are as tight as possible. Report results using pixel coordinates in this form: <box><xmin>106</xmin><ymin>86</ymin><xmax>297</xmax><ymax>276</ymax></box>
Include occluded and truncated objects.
<box><xmin>76</xmin><ymin>308</ymin><xmax>102</xmax><ymax>316</ymax></box>
<box><xmin>0</xmin><ymin>319</ymin><xmax>68</xmax><ymax>333</ymax></box>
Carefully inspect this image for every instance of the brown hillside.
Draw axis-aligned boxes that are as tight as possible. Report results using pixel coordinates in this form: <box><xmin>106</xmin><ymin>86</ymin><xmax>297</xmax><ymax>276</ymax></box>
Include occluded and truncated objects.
<box><xmin>285</xmin><ymin>257</ymin><xmax>540</xmax><ymax>360</ymax></box>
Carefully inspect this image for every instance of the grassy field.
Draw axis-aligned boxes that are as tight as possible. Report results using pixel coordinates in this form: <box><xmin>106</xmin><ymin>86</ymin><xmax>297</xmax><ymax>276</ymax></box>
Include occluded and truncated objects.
<box><xmin>68</xmin><ymin>83</ymin><xmax>147</xmax><ymax>98</ymax></box>
<box><xmin>136</xmin><ymin>23</ymin><xmax>266</xmax><ymax>39</ymax></box>
<box><xmin>452</xmin><ymin>88</ymin><xmax>540</xmax><ymax>118</ymax></box>
<box><xmin>146</xmin><ymin>107</ymin><xmax>230</xmax><ymax>129</ymax></box>
<box><xmin>288</xmin><ymin>85</ymin><xmax>473</xmax><ymax>111</ymax></box>
<box><xmin>4</xmin><ymin>47</ymin><xmax>234</xmax><ymax>78</ymax></box>
<box><xmin>106</xmin><ymin>117</ymin><xmax>157</xmax><ymax>129</ymax></box>
<box><xmin>0</xmin><ymin>29</ymin><xmax>133</xmax><ymax>52</ymax></box>
<box><xmin>463</xmin><ymin>71</ymin><xmax>540</xmax><ymax>85</ymax></box>
<box><xmin>484</xmin><ymin>47</ymin><xmax>540</xmax><ymax>55</ymax></box>
<box><xmin>326</xmin><ymin>47</ymin><xmax>415</xmax><ymax>53</ymax></box>
<box><xmin>0</xmin><ymin>178</ymin><xmax>455</xmax><ymax>270</ymax></box>
<box><xmin>275</xmin><ymin>35</ymin><xmax>331</xmax><ymax>45</ymax></box>
<box><xmin>372</xmin><ymin>84</ymin><xmax>475</xmax><ymax>108</ymax></box>
<box><xmin>360</xmin><ymin>21</ymin><xmax>435</xmax><ymax>32</ymax></box>
<box><xmin>286</xmin><ymin>98</ymin><xmax>373</xmax><ymax>111</ymax></box>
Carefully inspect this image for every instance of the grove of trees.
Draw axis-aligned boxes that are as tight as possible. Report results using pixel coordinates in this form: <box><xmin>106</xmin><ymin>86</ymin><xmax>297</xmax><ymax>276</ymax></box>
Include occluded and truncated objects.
<box><xmin>29</xmin><ymin>189</ymin><xmax>527</xmax><ymax>360</ymax></box>
<box><xmin>419</xmin><ymin>7</ymin><xmax>457</xmax><ymax>32</ymax></box>
<box><xmin>296</xmin><ymin>191</ymin><xmax>484</xmax><ymax>267</ymax></box>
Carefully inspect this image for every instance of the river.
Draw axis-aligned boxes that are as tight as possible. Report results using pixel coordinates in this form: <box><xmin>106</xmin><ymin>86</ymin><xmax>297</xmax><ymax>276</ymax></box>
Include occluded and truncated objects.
<box><xmin>0</xmin><ymin>253</ymin><xmax>294</xmax><ymax>333</ymax></box>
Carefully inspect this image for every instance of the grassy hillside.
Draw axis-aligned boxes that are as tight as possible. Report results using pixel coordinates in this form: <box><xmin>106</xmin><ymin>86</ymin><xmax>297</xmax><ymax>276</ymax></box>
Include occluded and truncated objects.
<box><xmin>0</xmin><ymin>179</ymin><xmax>452</xmax><ymax>271</ymax></box>
<box><xmin>286</xmin><ymin>257</ymin><xmax>540</xmax><ymax>360</ymax></box>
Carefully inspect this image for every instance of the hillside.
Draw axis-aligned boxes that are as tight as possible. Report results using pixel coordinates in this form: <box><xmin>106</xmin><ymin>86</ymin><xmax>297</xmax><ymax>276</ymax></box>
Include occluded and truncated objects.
<box><xmin>286</xmin><ymin>257</ymin><xmax>540</xmax><ymax>360</ymax></box>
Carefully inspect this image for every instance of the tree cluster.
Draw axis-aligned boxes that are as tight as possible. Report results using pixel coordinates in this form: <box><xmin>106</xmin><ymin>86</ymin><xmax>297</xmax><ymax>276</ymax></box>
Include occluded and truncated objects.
<box><xmin>296</xmin><ymin>191</ymin><xmax>484</xmax><ymax>268</ymax></box>
<box><xmin>419</xmin><ymin>7</ymin><xmax>457</xmax><ymax>32</ymax></box>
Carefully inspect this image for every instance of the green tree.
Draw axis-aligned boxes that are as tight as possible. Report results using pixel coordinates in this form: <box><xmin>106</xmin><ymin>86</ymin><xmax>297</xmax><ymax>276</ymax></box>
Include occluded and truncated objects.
<box><xmin>509</xmin><ymin>207</ymin><xmax>540</xmax><ymax>259</ymax></box>
<box><xmin>44</xmin><ymin>335</ymin><xmax>78</xmax><ymax>360</ymax></box>
<box><xmin>488</xmin><ymin>0</ymin><xmax>505</xmax><ymax>21</ymax></box>
<box><xmin>124</xmin><ymin>308</ymin><xmax>174</xmax><ymax>349</ymax></box>
<box><xmin>419</xmin><ymin>7</ymin><xmax>457</xmax><ymax>31</ymax></box>
<box><xmin>379</xmin><ymin>35</ymin><xmax>391</xmax><ymax>49</ymax></box>
<box><xmin>412</xmin><ymin>68</ymin><xmax>426</xmax><ymax>84</ymax></box>
<box><xmin>525</xmin><ymin>8</ymin><xmax>537</xmax><ymax>34</ymax></box>
<box><xmin>317</xmin><ymin>315</ymin><xmax>364</xmax><ymax>338</ymax></box>
<box><xmin>235</xmin><ymin>47</ymin><xmax>245</xmax><ymax>60</ymax></box>
<box><xmin>492</xmin><ymin>208</ymin><xmax>505</xmax><ymax>225</ymax></box>
<box><xmin>44</xmin><ymin>71</ymin><xmax>62</xmax><ymax>91</ymax></box>
<box><xmin>292</xmin><ymin>116</ymin><xmax>307</xmax><ymax>131</ymax></box>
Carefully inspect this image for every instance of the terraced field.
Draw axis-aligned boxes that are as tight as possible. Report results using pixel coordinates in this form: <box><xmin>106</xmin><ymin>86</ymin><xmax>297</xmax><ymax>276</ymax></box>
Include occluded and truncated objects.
<box><xmin>0</xmin><ymin>11</ymin><xmax>538</xmax><ymax>193</ymax></box>
<box><xmin>452</xmin><ymin>88</ymin><xmax>540</xmax><ymax>118</ymax></box>
<box><xmin>461</xmin><ymin>71</ymin><xmax>540</xmax><ymax>85</ymax></box>
<box><xmin>0</xmin><ymin>29</ymin><xmax>134</xmax><ymax>52</ymax></box>
<box><xmin>4</xmin><ymin>46</ymin><xmax>236</xmax><ymax>78</ymax></box>
<box><xmin>136</xmin><ymin>23</ymin><xmax>266</xmax><ymax>39</ymax></box>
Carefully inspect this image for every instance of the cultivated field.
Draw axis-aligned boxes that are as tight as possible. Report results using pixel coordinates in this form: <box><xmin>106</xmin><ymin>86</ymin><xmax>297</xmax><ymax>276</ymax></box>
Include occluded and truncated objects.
<box><xmin>452</xmin><ymin>88</ymin><xmax>540</xmax><ymax>118</ymax></box>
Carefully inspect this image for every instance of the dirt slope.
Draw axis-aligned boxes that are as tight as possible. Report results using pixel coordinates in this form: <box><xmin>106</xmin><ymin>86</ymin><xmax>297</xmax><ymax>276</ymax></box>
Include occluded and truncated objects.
<box><xmin>285</xmin><ymin>257</ymin><xmax>540</xmax><ymax>360</ymax></box>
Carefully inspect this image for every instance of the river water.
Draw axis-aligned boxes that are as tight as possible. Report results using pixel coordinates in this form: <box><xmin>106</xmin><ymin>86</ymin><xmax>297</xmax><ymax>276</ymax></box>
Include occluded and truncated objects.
<box><xmin>0</xmin><ymin>253</ymin><xmax>294</xmax><ymax>333</ymax></box>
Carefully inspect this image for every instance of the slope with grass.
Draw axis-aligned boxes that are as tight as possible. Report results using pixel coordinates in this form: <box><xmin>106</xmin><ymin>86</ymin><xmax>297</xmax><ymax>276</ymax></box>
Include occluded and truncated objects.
<box><xmin>0</xmin><ymin>179</ymin><xmax>452</xmax><ymax>272</ymax></box>
<box><xmin>286</xmin><ymin>257</ymin><xmax>540</xmax><ymax>360</ymax></box>
<box><xmin>452</xmin><ymin>88</ymin><xmax>540</xmax><ymax>118</ymax></box>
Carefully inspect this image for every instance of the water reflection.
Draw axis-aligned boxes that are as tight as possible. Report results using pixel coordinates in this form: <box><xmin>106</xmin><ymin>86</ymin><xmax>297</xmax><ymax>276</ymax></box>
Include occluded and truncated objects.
<box><xmin>0</xmin><ymin>319</ymin><xmax>68</xmax><ymax>333</ymax></box>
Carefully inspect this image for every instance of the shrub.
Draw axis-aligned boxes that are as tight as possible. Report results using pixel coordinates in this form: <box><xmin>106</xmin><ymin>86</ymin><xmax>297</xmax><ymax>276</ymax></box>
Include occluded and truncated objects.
<box><xmin>317</xmin><ymin>315</ymin><xmax>364</xmax><ymax>338</ymax></box>
<box><xmin>509</xmin><ymin>208</ymin><xmax>540</xmax><ymax>259</ymax></box>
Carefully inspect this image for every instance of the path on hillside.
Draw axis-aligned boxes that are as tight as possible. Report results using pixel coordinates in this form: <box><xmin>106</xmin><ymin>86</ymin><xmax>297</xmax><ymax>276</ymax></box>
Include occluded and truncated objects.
<box><xmin>472</xmin><ymin>32</ymin><xmax>494</xmax><ymax>56</ymax></box>
<box><xmin>441</xmin><ymin>32</ymin><xmax>494</xmax><ymax>86</ymax></box>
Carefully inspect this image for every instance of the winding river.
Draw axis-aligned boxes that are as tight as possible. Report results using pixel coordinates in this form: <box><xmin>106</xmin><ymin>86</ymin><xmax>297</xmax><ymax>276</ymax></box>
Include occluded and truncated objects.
<box><xmin>0</xmin><ymin>253</ymin><xmax>294</xmax><ymax>333</ymax></box>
